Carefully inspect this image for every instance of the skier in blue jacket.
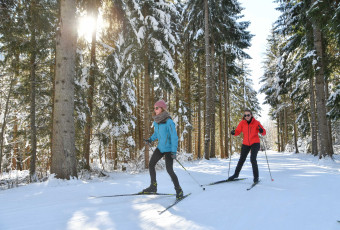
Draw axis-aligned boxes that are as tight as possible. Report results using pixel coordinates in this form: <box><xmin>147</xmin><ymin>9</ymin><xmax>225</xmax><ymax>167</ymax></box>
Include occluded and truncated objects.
<box><xmin>141</xmin><ymin>100</ymin><xmax>183</xmax><ymax>199</ymax></box>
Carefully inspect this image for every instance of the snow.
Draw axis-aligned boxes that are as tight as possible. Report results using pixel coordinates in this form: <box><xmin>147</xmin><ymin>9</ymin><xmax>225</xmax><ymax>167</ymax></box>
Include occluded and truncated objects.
<box><xmin>1</xmin><ymin>151</ymin><xmax>340</xmax><ymax>230</ymax></box>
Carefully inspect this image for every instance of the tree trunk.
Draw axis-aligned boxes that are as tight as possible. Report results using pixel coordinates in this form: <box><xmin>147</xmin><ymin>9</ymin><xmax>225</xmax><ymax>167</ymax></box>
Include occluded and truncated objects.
<box><xmin>292</xmin><ymin>101</ymin><xmax>299</xmax><ymax>153</ymax></box>
<box><xmin>203</xmin><ymin>0</ymin><xmax>211</xmax><ymax>160</ymax></box>
<box><xmin>51</xmin><ymin>0</ymin><xmax>77</xmax><ymax>179</ymax></box>
<box><xmin>83</xmin><ymin>5</ymin><xmax>98</xmax><ymax>170</ymax></box>
<box><xmin>143</xmin><ymin>37</ymin><xmax>150</xmax><ymax>169</ymax></box>
<box><xmin>12</xmin><ymin>116</ymin><xmax>18</xmax><ymax>170</ymax></box>
<box><xmin>309</xmin><ymin>77</ymin><xmax>318</xmax><ymax>156</ymax></box>
<box><xmin>210</xmin><ymin>41</ymin><xmax>216</xmax><ymax>158</ymax></box>
<box><xmin>324</xmin><ymin>78</ymin><xmax>334</xmax><ymax>155</ymax></box>
<box><xmin>277</xmin><ymin>115</ymin><xmax>281</xmax><ymax>152</ymax></box>
<box><xmin>0</xmin><ymin>78</ymin><xmax>14</xmax><ymax>172</ymax></box>
<box><xmin>223</xmin><ymin>54</ymin><xmax>229</xmax><ymax>159</ymax></box>
<box><xmin>113</xmin><ymin>139</ymin><xmax>118</xmax><ymax>170</ymax></box>
<box><xmin>218</xmin><ymin>59</ymin><xmax>224</xmax><ymax>158</ymax></box>
<box><xmin>280</xmin><ymin>111</ymin><xmax>284</xmax><ymax>151</ymax></box>
<box><xmin>197</xmin><ymin>57</ymin><xmax>202</xmax><ymax>159</ymax></box>
<box><xmin>136</xmin><ymin>74</ymin><xmax>143</xmax><ymax>150</ymax></box>
<box><xmin>228</xmin><ymin>94</ymin><xmax>232</xmax><ymax>155</ymax></box>
<box><xmin>306</xmin><ymin>20</ymin><xmax>318</xmax><ymax>156</ymax></box>
<box><xmin>50</xmin><ymin>48</ymin><xmax>56</xmax><ymax>171</ymax></box>
<box><xmin>184</xmin><ymin>40</ymin><xmax>192</xmax><ymax>153</ymax></box>
<box><xmin>29</xmin><ymin>1</ymin><xmax>37</xmax><ymax>181</ymax></box>
<box><xmin>311</xmin><ymin>5</ymin><xmax>333</xmax><ymax>158</ymax></box>
<box><xmin>284</xmin><ymin>106</ymin><xmax>288</xmax><ymax>148</ymax></box>
<box><xmin>13</xmin><ymin>53</ymin><xmax>22</xmax><ymax>170</ymax></box>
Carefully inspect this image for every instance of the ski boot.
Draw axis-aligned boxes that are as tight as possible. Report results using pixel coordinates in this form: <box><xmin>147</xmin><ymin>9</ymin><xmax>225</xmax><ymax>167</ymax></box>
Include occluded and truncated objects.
<box><xmin>227</xmin><ymin>174</ymin><xmax>238</xmax><ymax>181</ymax></box>
<box><xmin>140</xmin><ymin>182</ymin><xmax>157</xmax><ymax>194</ymax></box>
<box><xmin>175</xmin><ymin>187</ymin><xmax>184</xmax><ymax>200</ymax></box>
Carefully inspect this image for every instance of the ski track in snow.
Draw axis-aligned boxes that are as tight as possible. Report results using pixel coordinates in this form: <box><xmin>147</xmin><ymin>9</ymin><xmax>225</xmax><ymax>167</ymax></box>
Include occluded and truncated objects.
<box><xmin>1</xmin><ymin>151</ymin><xmax>340</xmax><ymax>230</ymax></box>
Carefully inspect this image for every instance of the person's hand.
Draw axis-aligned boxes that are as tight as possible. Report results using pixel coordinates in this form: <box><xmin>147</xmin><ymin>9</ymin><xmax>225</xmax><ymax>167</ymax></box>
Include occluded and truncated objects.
<box><xmin>231</xmin><ymin>130</ymin><xmax>235</xmax><ymax>135</ymax></box>
<box><xmin>258</xmin><ymin>125</ymin><xmax>263</xmax><ymax>133</ymax></box>
<box><xmin>171</xmin><ymin>152</ymin><xmax>176</xmax><ymax>159</ymax></box>
<box><xmin>144</xmin><ymin>138</ymin><xmax>152</xmax><ymax>144</ymax></box>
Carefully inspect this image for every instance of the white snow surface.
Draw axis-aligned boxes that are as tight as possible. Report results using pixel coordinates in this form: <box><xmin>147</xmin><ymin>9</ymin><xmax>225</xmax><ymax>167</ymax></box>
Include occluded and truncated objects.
<box><xmin>1</xmin><ymin>151</ymin><xmax>340</xmax><ymax>230</ymax></box>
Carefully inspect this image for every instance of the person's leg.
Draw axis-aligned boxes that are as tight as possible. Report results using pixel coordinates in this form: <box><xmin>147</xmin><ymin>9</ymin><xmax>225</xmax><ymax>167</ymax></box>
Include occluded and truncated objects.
<box><xmin>142</xmin><ymin>148</ymin><xmax>163</xmax><ymax>193</ymax></box>
<box><xmin>229</xmin><ymin>144</ymin><xmax>251</xmax><ymax>179</ymax></box>
<box><xmin>250</xmin><ymin>143</ymin><xmax>260</xmax><ymax>182</ymax></box>
<box><xmin>164</xmin><ymin>152</ymin><xmax>183</xmax><ymax>199</ymax></box>
<box><xmin>149</xmin><ymin>148</ymin><xmax>163</xmax><ymax>183</ymax></box>
<box><xmin>164</xmin><ymin>152</ymin><xmax>180</xmax><ymax>188</ymax></box>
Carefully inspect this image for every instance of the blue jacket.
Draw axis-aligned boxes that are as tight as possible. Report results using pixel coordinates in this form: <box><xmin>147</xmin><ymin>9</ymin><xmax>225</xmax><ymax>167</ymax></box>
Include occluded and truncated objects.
<box><xmin>149</xmin><ymin>118</ymin><xmax>178</xmax><ymax>155</ymax></box>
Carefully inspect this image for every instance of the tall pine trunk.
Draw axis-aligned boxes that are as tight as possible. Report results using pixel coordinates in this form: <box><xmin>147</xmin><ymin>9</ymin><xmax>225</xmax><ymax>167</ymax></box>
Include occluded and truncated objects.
<box><xmin>13</xmin><ymin>53</ymin><xmax>21</xmax><ymax>170</ymax></box>
<box><xmin>210</xmin><ymin>41</ymin><xmax>216</xmax><ymax>158</ymax></box>
<box><xmin>218</xmin><ymin>59</ymin><xmax>224</xmax><ymax>158</ymax></box>
<box><xmin>197</xmin><ymin>57</ymin><xmax>202</xmax><ymax>159</ymax></box>
<box><xmin>309</xmin><ymin>77</ymin><xmax>318</xmax><ymax>156</ymax></box>
<box><xmin>29</xmin><ymin>0</ymin><xmax>37</xmax><ymax>181</ymax></box>
<box><xmin>324</xmin><ymin>79</ymin><xmax>334</xmax><ymax>155</ymax></box>
<box><xmin>204</xmin><ymin>0</ymin><xmax>212</xmax><ymax>160</ymax></box>
<box><xmin>51</xmin><ymin>0</ymin><xmax>77</xmax><ymax>179</ymax></box>
<box><xmin>223</xmin><ymin>55</ymin><xmax>229</xmax><ymax>159</ymax></box>
<box><xmin>185</xmin><ymin>40</ymin><xmax>192</xmax><ymax>153</ymax></box>
<box><xmin>277</xmin><ymin>115</ymin><xmax>281</xmax><ymax>152</ymax></box>
<box><xmin>311</xmin><ymin>5</ymin><xmax>333</xmax><ymax>158</ymax></box>
<box><xmin>284</xmin><ymin>106</ymin><xmax>288</xmax><ymax>148</ymax></box>
<box><xmin>292</xmin><ymin>101</ymin><xmax>299</xmax><ymax>153</ymax></box>
<box><xmin>0</xmin><ymin>78</ymin><xmax>14</xmax><ymax>172</ymax></box>
<box><xmin>306</xmin><ymin>20</ymin><xmax>318</xmax><ymax>156</ymax></box>
<box><xmin>83</xmin><ymin>5</ymin><xmax>98</xmax><ymax>170</ymax></box>
<box><xmin>143</xmin><ymin>36</ymin><xmax>150</xmax><ymax>169</ymax></box>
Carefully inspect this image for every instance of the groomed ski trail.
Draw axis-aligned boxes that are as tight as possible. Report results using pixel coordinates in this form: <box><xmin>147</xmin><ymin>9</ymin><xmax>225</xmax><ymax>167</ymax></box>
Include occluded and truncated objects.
<box><xmin>0</xmin><ymin>151</ymin><xmax>340</xmax><ymax>230</ymax></box>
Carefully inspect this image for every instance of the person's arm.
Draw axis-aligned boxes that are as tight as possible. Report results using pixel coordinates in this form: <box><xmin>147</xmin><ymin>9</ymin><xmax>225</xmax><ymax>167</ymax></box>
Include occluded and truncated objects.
<box><xmin>149</xmin><ymin>122</ymin><xmax>158</xmax><ymax>142</ymax></box>
<box><xmin>258</xmin><ymin>123</ymin><xmax>266</xmax><ymax>136</ymax></box>
<box><xmin>168</xmin><ymin>120</ymin><xmax>178</xmax><ymax>154</ymax></box>
<box><xmin>234</xmin><ymin>121</ymin><xmax>243</xmax><ymax>136</ymax></box>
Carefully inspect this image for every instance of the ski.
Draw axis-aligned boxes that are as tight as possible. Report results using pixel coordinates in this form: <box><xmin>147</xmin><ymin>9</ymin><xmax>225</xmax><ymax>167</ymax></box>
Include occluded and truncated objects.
<box><xmin>202</xmin><ymin>178</ymin><xmax>247</xmax><ymax>187</ymax></box>
<box><xmin>90</xmin><ymin>192</ymin><xmax>175</xmax><ymax>198</ymax></box>
<box><xmin>158</xmin><ymin>193</ymin><xmax>192</xmax><ymax>215</ymax></box>
<box><xmin>247</xmin><ymin>180</ymin><xmax>260</xmax><ymax>191</ymax></box>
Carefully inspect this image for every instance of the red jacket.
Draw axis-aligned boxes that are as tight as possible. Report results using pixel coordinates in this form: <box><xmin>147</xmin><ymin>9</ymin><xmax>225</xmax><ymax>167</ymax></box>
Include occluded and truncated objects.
<box><xmin>234</xmin><ymin>117</ymin><xmax>266</xmax><ymax>146</ymax></box>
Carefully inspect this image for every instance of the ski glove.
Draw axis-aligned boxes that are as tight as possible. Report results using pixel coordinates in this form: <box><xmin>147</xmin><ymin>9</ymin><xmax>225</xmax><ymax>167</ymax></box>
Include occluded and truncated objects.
<box><xmin>144</xmin><ymin>138</ymin><xmax>152</xmax><ymax>144</ymax></box>
<box><xmin>258</xmin><ymin>125</ymin><xmax>263</xmax><ymax>134</ymax></box>
<box><xmin>171</xmin><ymin>152</ymin><xmax>176</xmax><ymax>159</ymax></box>
<box><xmin>231</xmin><ymin>130</ymin><xmax>235</xmax><ymax>135</ymax></box>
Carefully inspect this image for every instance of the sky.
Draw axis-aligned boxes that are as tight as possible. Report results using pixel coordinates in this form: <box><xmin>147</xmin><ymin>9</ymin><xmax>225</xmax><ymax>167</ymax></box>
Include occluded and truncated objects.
<box><xmin>238</xmin><ymin>0</ymin><xmax>281</xmax><ymax>123</ymax></box>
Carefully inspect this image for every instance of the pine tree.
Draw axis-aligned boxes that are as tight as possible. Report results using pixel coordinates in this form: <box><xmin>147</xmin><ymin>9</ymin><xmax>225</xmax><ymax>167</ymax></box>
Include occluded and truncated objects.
<box><xmin>51</xmin><ymin>0</ymin><xmax>77</xmax><ymax>179</ymax></box>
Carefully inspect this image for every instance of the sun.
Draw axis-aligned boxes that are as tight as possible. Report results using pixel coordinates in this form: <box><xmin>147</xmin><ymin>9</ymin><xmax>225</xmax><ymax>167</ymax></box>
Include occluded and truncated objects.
<box><xmin>78</xmin><ymin>15</ymin><xmax>101</xmax><ymax>43</ymax></box>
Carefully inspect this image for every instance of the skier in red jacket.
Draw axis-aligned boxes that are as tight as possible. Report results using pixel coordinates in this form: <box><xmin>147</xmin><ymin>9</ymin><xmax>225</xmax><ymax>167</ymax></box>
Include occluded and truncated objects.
<box><xmin>228</xmin><ymin>109</ymin><xmax>266</xmax><ymax>183</ymax></box>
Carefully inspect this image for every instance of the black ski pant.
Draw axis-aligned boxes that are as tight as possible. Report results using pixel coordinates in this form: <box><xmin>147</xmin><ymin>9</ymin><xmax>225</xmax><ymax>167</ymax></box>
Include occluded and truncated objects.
<box><xmin>149</xmin><ymin>148</ymin><xmax>180</xmax><ymax>189</ymax></box>
<box><xmin>233</xmin><ymin>143</ymin><xmax>260</xmax><ymax>179</ymax></box>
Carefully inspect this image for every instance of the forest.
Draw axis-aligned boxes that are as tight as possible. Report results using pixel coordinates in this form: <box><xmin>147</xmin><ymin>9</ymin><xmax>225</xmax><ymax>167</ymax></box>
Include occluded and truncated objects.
<box><xmin>0</xmin><ymin>0</ymin><xmax>339</xmax><ymax>182</ymax></box>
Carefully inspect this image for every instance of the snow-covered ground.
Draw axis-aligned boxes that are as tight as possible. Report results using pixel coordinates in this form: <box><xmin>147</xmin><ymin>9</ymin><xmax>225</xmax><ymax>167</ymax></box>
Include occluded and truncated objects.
<box><xmin>1</xmin><ymin>151</ymin><xmax>340</xmax><ymax>230</ymax></box>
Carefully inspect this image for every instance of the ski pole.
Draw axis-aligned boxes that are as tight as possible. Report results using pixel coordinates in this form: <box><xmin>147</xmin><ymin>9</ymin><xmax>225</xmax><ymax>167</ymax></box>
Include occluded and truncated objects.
<box><xmin>260</xmin><ymin>137</ymin><xmax>274</xmax><ymax>181</ymax></box>
<box><xmin>175</xmin><ymin>159</ymin><xmax>205</xmax><ymax>191</ymax></box>
<box><xmin>228</xmin><ymin>127</ymin><xmax>235</xmax><ymax>178</ymax></box>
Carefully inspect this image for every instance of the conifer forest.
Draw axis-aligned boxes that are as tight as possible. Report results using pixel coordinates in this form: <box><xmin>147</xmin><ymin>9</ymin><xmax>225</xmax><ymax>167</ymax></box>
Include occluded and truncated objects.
<box><xmin>0</xmin><ymin>0</ymin><xmax>339</xmax><ymax>182</ymax></box>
